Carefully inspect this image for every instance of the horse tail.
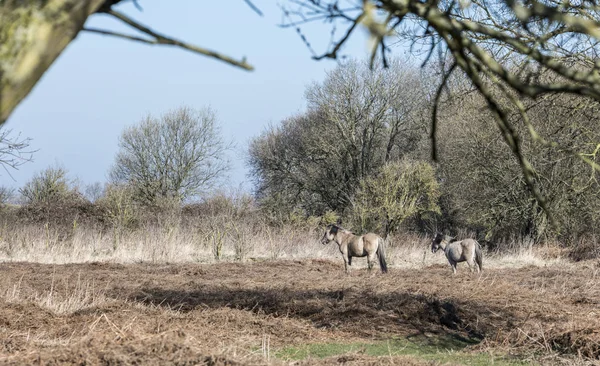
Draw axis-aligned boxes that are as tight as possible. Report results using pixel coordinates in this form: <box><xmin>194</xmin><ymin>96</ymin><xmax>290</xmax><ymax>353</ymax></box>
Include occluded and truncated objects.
<box><xmin>377</xmin><ymin>237</ymin><xmax>388</xmax><ymax>273</ymax></box>
<box><xmin>475</xmin><ymin>241</ymin><xmax>483</xmax><ymax>271</ymax></box>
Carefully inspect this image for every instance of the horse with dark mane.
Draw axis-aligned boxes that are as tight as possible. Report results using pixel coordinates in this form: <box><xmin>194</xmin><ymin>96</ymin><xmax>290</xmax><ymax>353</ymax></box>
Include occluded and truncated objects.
<box><xmin>321</xmin><ymin>224</ymin><xmax>387</xmax><ymax>273</ymax></box>
<box><xmin>431</xmin><ymin>233</ymin><xmax>483</xmax><ymax>274</ymax></box>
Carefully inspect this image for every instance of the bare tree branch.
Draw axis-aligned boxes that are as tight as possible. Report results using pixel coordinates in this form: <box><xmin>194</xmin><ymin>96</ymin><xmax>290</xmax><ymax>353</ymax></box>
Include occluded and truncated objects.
<box><xmin>100</xmin><ymin>9</ymin><xmax>254</xmax><ymax>71</ymax></box>
<box><xmin>430</xmin><ymin>61</ymin><xmax>457</xmax><ymax>161</ymax></box>
<box><xmin>82</xmin><ymin>27</ymin><xmax>156</xmax><ymax>44</ymax></box>
<box><xmin>0</xmin><ymin>128</ymin><xmax>36</xmax><ymax>180</ymax></box>
<box><xmin>313</xmin><ymin>12</ymin><xmax>366</xmax><ymax>60</ymax></box>
<box><xmin>243</xmin><ymin>0</ymin><xmax>264</xmax><ymax>16</ymax></box>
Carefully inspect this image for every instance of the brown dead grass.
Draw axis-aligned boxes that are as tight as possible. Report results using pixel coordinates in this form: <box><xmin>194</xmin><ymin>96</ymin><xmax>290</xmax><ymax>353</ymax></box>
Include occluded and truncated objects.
<box><xmin>0</xmin><ymin>260</ymin><xmax>599</xmax><ymax>364</ymax></box>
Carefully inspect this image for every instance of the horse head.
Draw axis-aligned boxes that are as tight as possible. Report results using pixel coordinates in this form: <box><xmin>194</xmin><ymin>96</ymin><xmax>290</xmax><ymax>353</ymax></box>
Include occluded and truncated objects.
<box><xmin>431</xmin><ymin>232</ymin><xmax>446</xmax><ymax>253</ymax></box>
<box><xmin>321</xmin><ymin>224</ymin><xmax>339</xmax><ymax>245</ymax></box>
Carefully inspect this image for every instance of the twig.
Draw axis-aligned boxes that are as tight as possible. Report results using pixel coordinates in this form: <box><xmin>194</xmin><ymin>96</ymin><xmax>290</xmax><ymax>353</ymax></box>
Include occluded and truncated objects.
<box><xmin>430</xmin><ymin>61</ymin><xmax>457</xmax><ymax>161</ymax></box>
<box><xmin>313</xmin><ymin>12</ymin><xmax>365</xmax><ymax>60</ymax></box>
<box><xmin>85</xmin><ymin>9</ymin><xmax>253</xmax><ymax>71</ymax></box>
<box><xmin>243</xmin><ymin>0</ymin><xmax>263</xmax><ymax>16</ymax></box>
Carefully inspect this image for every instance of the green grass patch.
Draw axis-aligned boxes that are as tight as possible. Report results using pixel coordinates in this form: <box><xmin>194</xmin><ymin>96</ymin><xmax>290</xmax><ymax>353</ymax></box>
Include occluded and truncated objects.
<box><xmin>275</xmin><ymin>334</ymin><xmax>531</xmax><ymax>365</ymax></box>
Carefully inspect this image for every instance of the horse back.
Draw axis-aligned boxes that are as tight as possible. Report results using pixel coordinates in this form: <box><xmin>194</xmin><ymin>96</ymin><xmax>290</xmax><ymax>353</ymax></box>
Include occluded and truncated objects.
<box><xmin>448</xmin><ymin>239</ymin><xmax>479</xmax><ymax>261</ymax></box>
<box><xmin>347</xmin><ymin>233</ymin><xmax>380</xmax><ymax>257</ymax></box>
<box><xmin>342</xmin><ymin>233</ymin><xmax>363</xmax><ymax>256</ymax></box>
<box><xmin>461</xmin><ymin>239</ymin><xmax>479</xmax><ymax>250</ymax></box>
<box><xmin>362</xmin><ymin>233</ymin><xmax>381</xmax><ymax>252</ymax></box>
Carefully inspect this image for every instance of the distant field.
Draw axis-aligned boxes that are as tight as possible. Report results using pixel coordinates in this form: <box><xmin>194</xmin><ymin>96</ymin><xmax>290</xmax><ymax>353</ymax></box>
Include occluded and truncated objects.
<box><xmin>1</xmin><ymin>259</ymin><xmax>598</xmax><ymax>365</ymax></box>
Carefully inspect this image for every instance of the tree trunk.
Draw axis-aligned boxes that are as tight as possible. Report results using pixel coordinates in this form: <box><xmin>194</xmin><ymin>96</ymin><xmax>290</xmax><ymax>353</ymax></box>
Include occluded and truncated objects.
<box><xmin>0</xmin><ymin>0</ymin><xmax>107</xmax><ymax>125</ymax></box>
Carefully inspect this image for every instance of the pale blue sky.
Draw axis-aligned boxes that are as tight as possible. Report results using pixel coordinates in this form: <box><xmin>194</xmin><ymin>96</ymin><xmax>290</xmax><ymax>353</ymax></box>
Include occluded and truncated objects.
<box><xmin>4</xmin><ymin>1</ymin><xmax>405</xmax><ymax>194</ymax></box>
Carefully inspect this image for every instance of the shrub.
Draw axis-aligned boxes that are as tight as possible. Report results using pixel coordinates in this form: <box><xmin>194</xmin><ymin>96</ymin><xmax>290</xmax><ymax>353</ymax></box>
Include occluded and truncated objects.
<box><xmin>0</xmin><ymin>186</ymin><xmax>14</xmax><ymax>207</ymax></box>
<box><xmin>19</xmin><ymin>166</ymin><xmax>81</xmax><ymax>205</ymax></box>
<box><xmin>96</xmin><ymin>184</ymin><xmax>138</xmax><ymax>249</ymax></box>
<box><xmin>349</xmin><ymin>159</ymin><xmax>440</xmax><ymax>237</ymax></box>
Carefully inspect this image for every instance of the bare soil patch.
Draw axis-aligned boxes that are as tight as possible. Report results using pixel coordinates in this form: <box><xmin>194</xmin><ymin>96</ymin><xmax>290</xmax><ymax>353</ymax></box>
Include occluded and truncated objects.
<box><xmin>1</xmin><ymin>259</ymin><xmax>599</xmax><ymax>364</ymax></box>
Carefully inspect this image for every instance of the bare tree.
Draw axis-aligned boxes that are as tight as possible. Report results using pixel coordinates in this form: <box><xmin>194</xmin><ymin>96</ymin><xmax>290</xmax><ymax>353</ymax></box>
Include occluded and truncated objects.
<box><xmin>0</xmin><ymin>127</ymin><xmax>35</xmax><ymax>177</ymax></box>
<box><xmin>282</xmin><ymin>0</ymin><xmax>600</xmax><ymax>222</ymax></box>
<box><xmin>248</xmin><ymin>58</ymin><xmax>429</xmax><ymax>216</ymax></box>
<box><xmin>110</xmin><ymin>106</ymin><xmax>231</xmax><ymax>205</ymax></box>
<box><xmin>0</xmin><ymin>0</ymin><xmax>259</xmax><ymax>125</ymax></box>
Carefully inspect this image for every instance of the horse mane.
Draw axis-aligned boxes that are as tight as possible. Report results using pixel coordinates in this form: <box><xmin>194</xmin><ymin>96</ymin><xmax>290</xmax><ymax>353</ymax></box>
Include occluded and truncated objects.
<box><xmin>331</xmin><ymin>224</ymin><xmax>354</xmax><ymax>235</ymax></box>
<box><xmin>434</xmin><ymin>232</ymin><xmax>455</xmax><ymax>243</ymax></box>
<box><xmin>342</xmin><ymin>228</ymin><xmax>356</xmax><ymax>235</ymax></box>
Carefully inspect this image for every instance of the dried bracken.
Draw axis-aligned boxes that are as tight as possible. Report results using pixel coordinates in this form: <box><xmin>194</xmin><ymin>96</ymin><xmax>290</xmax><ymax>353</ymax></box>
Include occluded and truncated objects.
<box><xmin>0</xmin><ymin>260</ymin><xmax>598</xmax><ymax>364</ymax></box>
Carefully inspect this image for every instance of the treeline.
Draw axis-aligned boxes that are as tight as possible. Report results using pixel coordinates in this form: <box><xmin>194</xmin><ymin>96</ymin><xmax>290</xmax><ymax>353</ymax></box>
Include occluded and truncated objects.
<box><xmin>0</xmin><ymin>167</ymin><xmax>262</xmax><ymax>260</ymax></box>
<box><xmin>0</xmin><ymin>106</ymin><xmax>251</xmax><ymax>257</ymax></box>
<box><xmin>248</xmin><ymin>59</ymin><xmax>600</xmax><ymax>253</ymax></box>
<box><xmin>1</xmin><ymin>58</ymin><xmax>599</xmax><ymax>259</ymax></box>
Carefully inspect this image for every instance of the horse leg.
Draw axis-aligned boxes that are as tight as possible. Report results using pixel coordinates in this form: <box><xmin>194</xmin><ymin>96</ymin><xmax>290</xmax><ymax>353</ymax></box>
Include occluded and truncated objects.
<box><xmin>367</xmin><ymin>253</ymin><xmax>377</xmax><ymax>273</ymax></box>
<box><xmin>473</xmin><ymin>252</ymin><xmax>481</xmax><ymax>273</ymax></box>
<box><xmin>448</xmin><ymin>259</ymin><xmax>457</xmax><ymax>274</ymax></box>
<box><xmin>339</xmin><ymin>248</ymin><xmax>349</xmax><ymax>274</ymax></box>
<box><xmin>466</xmin><ymin>258</ymin><xmax>475</xmax><ymax>273</ymax></box>
<box><xmin>342</xmin><ymin>252</ymin><xmax>350</xmax><ymax>274</ymax></box>
<box><xmin>467</xmin><ymin>250</ymin><xmax>481</xmax><ymax>273</ymax></box>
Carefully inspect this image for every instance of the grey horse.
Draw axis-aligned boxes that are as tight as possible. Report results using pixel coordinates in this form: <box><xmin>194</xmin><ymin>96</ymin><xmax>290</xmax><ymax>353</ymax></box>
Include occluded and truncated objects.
<box><xmin>321</xmin><ymin>224</ymin><xmax>388</xmax><ymax>273</ymax></box>
<box><xmin>431</xmin><ymin>233</ymin><xmax>483</xmax><ymax>274</ymax></box>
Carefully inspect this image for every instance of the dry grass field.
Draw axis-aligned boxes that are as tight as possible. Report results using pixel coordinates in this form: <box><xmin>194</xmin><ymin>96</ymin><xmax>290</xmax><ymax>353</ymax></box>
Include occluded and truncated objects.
<box><xmin>1</xmin><ymin>238</ymin><xmax>600</xmax><ymax>365</ymax></box>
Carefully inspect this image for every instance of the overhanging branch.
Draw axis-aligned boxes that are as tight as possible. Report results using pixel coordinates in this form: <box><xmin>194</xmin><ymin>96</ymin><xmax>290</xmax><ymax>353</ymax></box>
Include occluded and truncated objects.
<box><xmin>90</xmin><ymin>9</ymin><xmax>254</xmax><ymax>71</ymax></box>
